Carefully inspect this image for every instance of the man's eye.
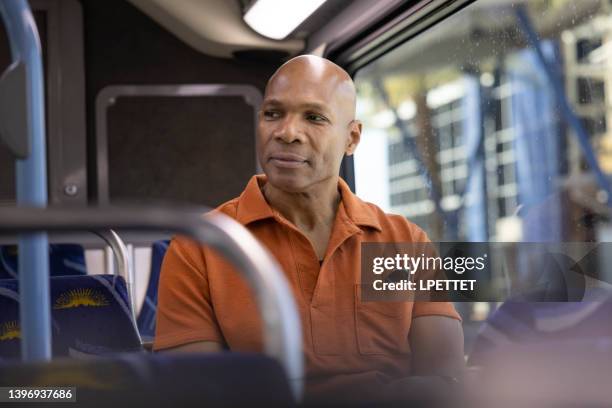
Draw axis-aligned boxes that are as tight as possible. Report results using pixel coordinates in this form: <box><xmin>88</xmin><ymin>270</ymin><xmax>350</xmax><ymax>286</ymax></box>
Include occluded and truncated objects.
<box><xmin>263</xmin><ymin>111</ymin><xmax>281</xmax><ymax>119</ymax></box>
<box><xmin>306</xmin><ymin>114</ymin><xmax>326</xmax><ymax>123</ymax></box>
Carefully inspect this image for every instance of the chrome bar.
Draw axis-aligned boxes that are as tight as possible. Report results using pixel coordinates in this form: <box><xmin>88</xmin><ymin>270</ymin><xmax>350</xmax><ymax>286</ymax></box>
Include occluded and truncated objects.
<box><xmin>0</xmin><ymin>206</ymin><xmax>304</xmax><ymax>400</ymax></box>
<box><xmin>93</xmin><ymin>229</ymin><xmax>141</xmax><ymax>344</ymax></box>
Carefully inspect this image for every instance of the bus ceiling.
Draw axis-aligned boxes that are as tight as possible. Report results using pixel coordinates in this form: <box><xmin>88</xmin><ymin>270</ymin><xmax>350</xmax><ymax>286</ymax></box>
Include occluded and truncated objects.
<box><xmin>126</xmin><ymin>0</ymin><xmax>408</xmax><ymax>62</ymax></box>
<box><xmin>127</xmin><ymin>0</ymin><xmax>304</xmax><ymax>59</ymax></box>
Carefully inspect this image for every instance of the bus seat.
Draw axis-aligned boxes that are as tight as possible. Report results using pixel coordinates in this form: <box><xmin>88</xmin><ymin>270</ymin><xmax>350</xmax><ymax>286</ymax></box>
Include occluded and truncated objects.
<box><xmin>0</xmin><ymin>352</ymin><xmax>295</xmax><ymax>407</ymax></box>
<box><xmin>0</xmin><ymin>275</ymin><xmax>142</xmax><ymax>360</ymax></box>
<box><xmin>0</xmin><ymin>244</ymin><xmax>87</xmax><ymax>279</ymax></box>
<box><xmin>468</xmin><ymin>288</ymin><xmax>612</xmax><ymax>366</ymax></box>
<box><xmin>466</xmin><ymin>293</ymin><xmax>612</xmax><ymax>406</ymax></box>
<box><xmin>0</xmin><ymin>284</ymin><xmax>20</xmax><ymax>360</ymax></box>
<box><xmin>137</xmin><ymin>240</ymin><xmax>169</xmax><ymax>340</ymax></box>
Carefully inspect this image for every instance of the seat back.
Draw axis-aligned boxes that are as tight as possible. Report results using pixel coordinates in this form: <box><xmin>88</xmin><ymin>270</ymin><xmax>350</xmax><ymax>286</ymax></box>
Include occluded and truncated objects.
<box><xmin>0</xmin><ymin>275</ymin><xmax>142</xmax><ymax>360</ymax></box>
<box><xmin>469</xmin><ymin>288</ymin><xmax>612</xmax><ymax>365</ymax></box>
<box><xmin>137</xmin><ymin>240</ymin><xmax>169</xmax><ymax>339</ymax></box>
<box><xmin>0</xmin><ymin>282</ymin><xmax>20</xmax><ymax>359</ymax></box>
<box><xmin>0</xmin><ymin>244</ymin><xmax>87</xmax><ymax>279</ymax></box>
<box><xmin>0</xmin><ymin>352</ymin><xmax>295</xmax><ymax>407</ymax></box>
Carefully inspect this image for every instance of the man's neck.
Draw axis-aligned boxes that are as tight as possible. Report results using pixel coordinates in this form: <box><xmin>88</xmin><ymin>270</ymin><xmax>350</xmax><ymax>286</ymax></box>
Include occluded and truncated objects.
<box><xmin>261</xmin><ymin>178</ymin><xmax>341</xmax><ymax>233</ymax></box>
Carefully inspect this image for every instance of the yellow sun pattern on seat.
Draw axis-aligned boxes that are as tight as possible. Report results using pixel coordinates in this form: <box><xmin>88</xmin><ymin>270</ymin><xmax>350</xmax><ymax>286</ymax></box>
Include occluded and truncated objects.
<box><xmin>0</xmin><ymin>320</ymin><xmax>20</xmax><ymax>341</ymax></box>
<box><xmin>53</xmin><ymin>288</ymin><xmax>110</xmax><ymax>309</ymax></box>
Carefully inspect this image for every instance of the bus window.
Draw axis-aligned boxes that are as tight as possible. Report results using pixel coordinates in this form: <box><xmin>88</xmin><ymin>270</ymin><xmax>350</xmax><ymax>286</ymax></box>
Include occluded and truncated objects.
<box><xmin>353</xmin><ymin>0</ymin><xmax>612</xmax><ymax>337</ymax></box>
<box><xmin>354</xmin><ymin>0</ymin><xmax>611</xmax><ymax>244</ymax></box>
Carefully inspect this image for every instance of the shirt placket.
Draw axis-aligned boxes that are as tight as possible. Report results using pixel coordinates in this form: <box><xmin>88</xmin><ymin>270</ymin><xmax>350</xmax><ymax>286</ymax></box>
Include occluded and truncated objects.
<box><xmin>310</xmin><ymin>208</ymin><xmax>361</xmax><ymax>356</ymax></box>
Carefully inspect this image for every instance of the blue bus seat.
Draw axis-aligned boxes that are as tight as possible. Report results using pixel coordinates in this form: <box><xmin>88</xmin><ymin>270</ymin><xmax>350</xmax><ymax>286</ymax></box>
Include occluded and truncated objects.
<box><xmin>469</xmin><ymin>288</ymin><xmax>612</xmax><ymax>366</ymax></box>
<box><xmin>0</xmin><ymin>244</ymin><xmax>87</xmax><ymax>279</ymax></box>
<box><xmin>0</xmin><ymin>283</ymin><xmax>20</xmax><ymax>359</ymax></box>
<box><xmin>0</xmin><ymin>352</ymin><xmax>295</xmax><ymax>407</ymax></box>
<box><xmin>137</xmin><ymin>240</ymin><xmax>169</xmax><ymax>339</ymax></box>
<box><xmin>0</xmin><ymin>275</ymin><xmax>142</xmax><ymax>360</ymax></box>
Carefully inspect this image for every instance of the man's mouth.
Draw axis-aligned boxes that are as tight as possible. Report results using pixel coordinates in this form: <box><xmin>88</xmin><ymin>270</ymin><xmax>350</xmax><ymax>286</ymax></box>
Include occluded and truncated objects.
<box><xmin>268</xmin><ymin>152</ymin><xmax>308</xmax><ymax>168</ymax></box>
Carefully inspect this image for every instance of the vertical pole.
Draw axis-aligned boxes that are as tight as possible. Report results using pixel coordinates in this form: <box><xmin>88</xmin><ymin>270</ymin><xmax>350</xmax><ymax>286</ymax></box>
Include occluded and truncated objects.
<box><xmin>515</xmin><ymin>6</ymin><xmax>612</xmax><ymax>207</ymax></box>
<box><xmin>0</xmin><ymin>0</ymin><xmax>51</xmax><ymax>361</ymax></box>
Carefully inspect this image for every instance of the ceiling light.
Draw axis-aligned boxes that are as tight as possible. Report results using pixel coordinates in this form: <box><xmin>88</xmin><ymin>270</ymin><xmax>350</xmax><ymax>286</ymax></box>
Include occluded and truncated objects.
<box><xmin>244</xmin><ymin>0</ymin><xmax>327</xmax><ymax>40</ymax></box>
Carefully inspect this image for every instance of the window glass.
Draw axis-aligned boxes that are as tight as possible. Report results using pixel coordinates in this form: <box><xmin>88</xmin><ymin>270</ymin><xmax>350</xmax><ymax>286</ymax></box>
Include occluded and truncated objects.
<box><xmin>355</xmin><ymin>0</ymin><xmax>612</xmax><ymax>243</ymax></box>
<box><xmin>353</xmin><ymin>0</ymin><xmax>612</xmax><ymax>333</ymax></box>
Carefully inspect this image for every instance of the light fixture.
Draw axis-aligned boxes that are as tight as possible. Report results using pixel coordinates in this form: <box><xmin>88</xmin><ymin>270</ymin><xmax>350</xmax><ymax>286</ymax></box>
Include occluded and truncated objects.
<box><xmin>244</xmin><ymin>0</ymin><xmax>328</xmax><ymax>40</ymax></box>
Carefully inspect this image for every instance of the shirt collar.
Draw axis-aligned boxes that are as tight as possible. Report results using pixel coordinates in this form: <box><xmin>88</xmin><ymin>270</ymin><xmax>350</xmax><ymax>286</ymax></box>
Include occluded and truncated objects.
<box><xmin>336</xmin><ymin>177</ymin><xmax>382</xmax><ymax>232</ymax></box>
<box><xmin>235</xmin><ymin>175</ymin><xmax>274</xmax><ymax>225</ymax></box>
<box><xmin>235</xmin><ymin>174</ymin><xmax>382</xmax><ymax>232</ymax></box>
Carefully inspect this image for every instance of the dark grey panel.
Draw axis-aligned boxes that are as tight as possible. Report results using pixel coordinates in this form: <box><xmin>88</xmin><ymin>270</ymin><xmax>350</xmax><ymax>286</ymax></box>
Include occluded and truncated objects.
<box><xmin>80</xmin><ymin>0</ymin><xmax>282</xmax><ymax>203</ymax></box>
<box><xmin>33</xmin><ymin>0</ymin><xmax>88</xmax><ymax>206</ymax></box>
<box><xmin>0</xmin><ymin>17</ymin><xmax>16</xmax><ymax>204</ymax></box>
<box><xmin>107</xmin><ymin>96</ymin><xmax>255</xmax><ymax>207</ymax></box>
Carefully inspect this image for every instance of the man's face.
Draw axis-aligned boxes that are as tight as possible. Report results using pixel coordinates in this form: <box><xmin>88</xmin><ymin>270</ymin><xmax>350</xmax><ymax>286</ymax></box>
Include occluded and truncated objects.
<box><xmin>257</xmin><ymin>61</ymin><xmax>359</xmax><ymax>193</ymax></box>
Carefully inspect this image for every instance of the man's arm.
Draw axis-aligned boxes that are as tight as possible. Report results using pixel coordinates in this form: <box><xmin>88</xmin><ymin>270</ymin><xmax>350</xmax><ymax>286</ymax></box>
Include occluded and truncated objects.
<box><xmin>161</xmin><ymin>341</ymin><xmax>222</xmax><ymax>353</ymax></box>
<box><xmin>409</xmin><ymin>315</ymin><xmax>464</xmax><ymax>378</ymax></box>
<box><xmin>153</xmin><ymin>237</ymin><xmax>225</xmax><ymax>352</ymax></box>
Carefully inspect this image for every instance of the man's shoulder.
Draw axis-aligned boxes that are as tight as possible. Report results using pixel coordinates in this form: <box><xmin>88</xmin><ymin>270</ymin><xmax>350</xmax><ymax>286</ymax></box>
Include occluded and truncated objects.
<box><xmin>211</xmin><ymin>196</ymin><xmax>241</xmax><ymax>219</ymax></box>
<box><xmin>207</xmin><ymin>175</ymin><xmax>269</xmax><ymax>223</ymax></box>
<box><xmin>359</xmin><ymin>199</ymin><xmax>428</xmax><ymax>242</ymax></box>
<box><xmin>170</xmin><ymin>197</ymin><xmax>241</xmax><ymax>255</ymax></box>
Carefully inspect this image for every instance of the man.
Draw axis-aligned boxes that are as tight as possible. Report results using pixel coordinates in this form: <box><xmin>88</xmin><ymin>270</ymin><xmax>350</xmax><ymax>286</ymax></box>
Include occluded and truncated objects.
<box><xmin>153</xmin><ymin>55</ymin><xmax>464</xmax><ymax>402</ymax></box>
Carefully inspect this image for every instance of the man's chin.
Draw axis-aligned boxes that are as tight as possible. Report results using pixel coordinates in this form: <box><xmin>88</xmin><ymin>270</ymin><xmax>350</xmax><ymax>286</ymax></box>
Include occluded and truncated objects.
<box><xmin>264</xmin><ymin>172</ymin><xmax>308</xmax><ymax>193</ymax></box>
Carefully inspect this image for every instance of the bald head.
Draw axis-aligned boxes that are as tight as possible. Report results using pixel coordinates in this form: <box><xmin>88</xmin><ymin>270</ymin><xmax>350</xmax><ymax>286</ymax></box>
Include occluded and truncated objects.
<box><xmin>257</xmin><ymin>54</ymin><xmax>362</xmax><ymax>193</ymax></box>
<box><xmin>265</xmin><ymin>55</ymin><xmax>357</xmax><ymax>120</ymax></box>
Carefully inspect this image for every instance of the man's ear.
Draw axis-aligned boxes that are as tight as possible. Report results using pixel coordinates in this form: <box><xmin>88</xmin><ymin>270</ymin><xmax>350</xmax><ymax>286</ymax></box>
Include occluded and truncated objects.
<box><xmin>345</xmin><ymin>120</ymin><xmax>362</xmax><ymax>156</ymax></box>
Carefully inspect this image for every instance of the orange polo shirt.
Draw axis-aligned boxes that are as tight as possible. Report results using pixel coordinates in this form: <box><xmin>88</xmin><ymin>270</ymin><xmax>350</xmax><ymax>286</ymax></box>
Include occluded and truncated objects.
<box><xmin>154</xmin><ymin>175</ymin><xmax>460</xmax><ymax>401</ymax></box>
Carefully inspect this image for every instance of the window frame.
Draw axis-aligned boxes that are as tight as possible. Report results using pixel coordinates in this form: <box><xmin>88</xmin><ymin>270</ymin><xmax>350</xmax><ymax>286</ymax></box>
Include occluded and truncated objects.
<box><xmin>326</xmin><ymin>0</ymin><xmax>478</xmax><ymax>191</ymax></box>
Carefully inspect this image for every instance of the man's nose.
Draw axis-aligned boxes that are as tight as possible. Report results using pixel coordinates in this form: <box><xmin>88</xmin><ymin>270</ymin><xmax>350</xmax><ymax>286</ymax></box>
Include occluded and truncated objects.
<box><xmin>273</xmin><ymin>115</ymin><xmax>304</xmax><ymax>144</ymax></box>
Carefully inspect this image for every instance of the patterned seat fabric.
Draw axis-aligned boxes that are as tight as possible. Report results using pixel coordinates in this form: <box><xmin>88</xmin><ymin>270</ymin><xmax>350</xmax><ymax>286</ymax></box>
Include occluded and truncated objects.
<box><xmin>0</xmin><ymin>283</ymin><xmax>20</xmax><ymax>359</ymax></box>
<box><xmin>137</xmin><ymin>240</ymin><xmax>169</xmax><ymax>340</ymax></box>
<box><xmin>0</xmin><ymin>275</ymin><xmax>142</xmax><ymax>360</ymax></box>
<box><xmin>469</xmin><ymin>287</ymin><xmax>612</xmax><ymax>366</ymax></box>
<box><xmin>0</xmin><ymin>244</ymin><xmax>87</xmax><ymax>279</ymax></box>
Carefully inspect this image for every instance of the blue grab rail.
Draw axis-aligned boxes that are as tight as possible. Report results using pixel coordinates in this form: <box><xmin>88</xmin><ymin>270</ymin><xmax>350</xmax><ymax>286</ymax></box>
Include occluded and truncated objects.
<box><xmin>0</xmin><ymin>0</ymin><xmax>50</xmax><ymax>361</ymax></box>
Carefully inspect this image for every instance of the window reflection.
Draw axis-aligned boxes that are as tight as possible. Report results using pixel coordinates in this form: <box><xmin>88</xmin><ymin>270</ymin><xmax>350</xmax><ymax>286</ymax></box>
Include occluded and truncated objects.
<box><xmin>354</xmin><ymin>0</ymin><xmax>612</xmax><ymax>245</ymax></box>
<box><xmin>353</xmin><ymin>1</ymin><xmax>612</xmax><ymax>346</ymax></box>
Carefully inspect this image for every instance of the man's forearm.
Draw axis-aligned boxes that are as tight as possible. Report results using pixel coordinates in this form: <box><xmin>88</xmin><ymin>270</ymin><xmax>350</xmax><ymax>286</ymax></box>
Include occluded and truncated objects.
<box><xmin>158</xmin><ymin>341</ymin><xmax>222</xmax><ymax>353</ymax></box>
<box><xmin>409</xmin><ymin>315</ymin><xmax>465</xmax><ymax>378</ymax></box>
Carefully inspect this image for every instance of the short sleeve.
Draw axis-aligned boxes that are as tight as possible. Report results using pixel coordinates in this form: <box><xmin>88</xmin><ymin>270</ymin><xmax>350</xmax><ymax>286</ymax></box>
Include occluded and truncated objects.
<box><xmin>153</xmin><ymin>236</ymin><xmax>224</xmax><ymax>350</ymax></box>
<box><xmin>412</xmin><ymin>301</ymin><xmax>461</xmax><ymax>321</ymax></box>
<box><xmin>409</xmin><ymin>225</ymin><xmax>462</xmax><ymax>322</ymax></box>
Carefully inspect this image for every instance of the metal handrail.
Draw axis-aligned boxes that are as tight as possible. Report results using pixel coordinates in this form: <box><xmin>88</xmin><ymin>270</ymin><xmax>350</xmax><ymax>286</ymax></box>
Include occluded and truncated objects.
<box><xmin>93</xmin><ymin>229</ymin><xmax>140</xmax><ymax>344</ymax></box>
<box><xmin>0</xmin><ymin>206</ymin><xmax>304</xmax><ymax>400</ymax></box>
<box><xmin>0</xmin><ymin>0</ymin><xmax>50</xmax><ymax>362</ymax></box>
